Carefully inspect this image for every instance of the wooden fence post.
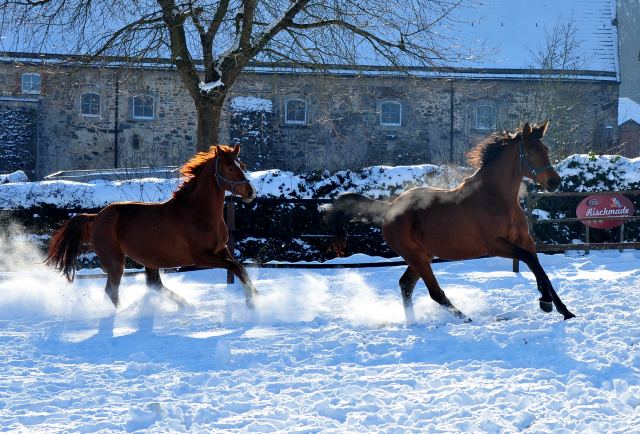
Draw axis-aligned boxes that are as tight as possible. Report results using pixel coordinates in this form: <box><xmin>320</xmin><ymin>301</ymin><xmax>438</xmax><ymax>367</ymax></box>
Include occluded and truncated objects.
<box><xmin>620</xmin><ymin>223</ymin><xmax>625</xmax><ymax>253</ymax></box>
<box><xmin>226</xmin><ymin>199</ymin><xmax>236</xmax><ymax>284</ymax></box>
<box><xmin>585</xmin><ymin>226</ymin><xmax>590</xmax><ymax>255</ymax></box>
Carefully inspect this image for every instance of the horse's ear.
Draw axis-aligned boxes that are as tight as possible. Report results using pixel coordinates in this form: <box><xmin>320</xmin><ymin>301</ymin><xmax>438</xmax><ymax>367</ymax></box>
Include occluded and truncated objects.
<box><xmin>522</xmin><ymin>123</ymin><xmax>533</xmax><ymax>139</ymax></box>
<box><xmin>214</xmin><ymin>145</ymin><xmax>223</xmax><ymax>156</ymax></box>
<box><xmin>232</xmin><ymin>143</ymin><xmax>241</xmax><ymax>157</ymax></box>
<box><xmin>538</xmin><ymin>120</ymin><xmax>550</xmax><ymax>137</ymax></box>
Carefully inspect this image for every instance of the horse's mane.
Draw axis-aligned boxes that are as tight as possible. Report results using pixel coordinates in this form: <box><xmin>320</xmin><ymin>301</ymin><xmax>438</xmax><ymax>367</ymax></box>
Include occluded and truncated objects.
<box><xmin>466</xmin><ymin>126</ymin><xmax>544</xmax><ymax>169</ymax></box>
<box><xmin>172</xmin><ymin>146</ymin><xmax>228</xmax><ymax>199</ymax></box>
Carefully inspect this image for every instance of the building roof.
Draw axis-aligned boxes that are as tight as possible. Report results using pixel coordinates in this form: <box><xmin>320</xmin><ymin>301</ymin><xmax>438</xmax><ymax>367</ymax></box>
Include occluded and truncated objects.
<box><xmin>0</xmin><ymin>0</ymin><xmax>619</xmax><ymax>82</ymax></box>
<box><xmin>619</xmin><ymin>98</ymin><xmax>640</xmax><ymax>125</ymax></box>
<box><xmin>454</xmin><ymin>0</ymin><xmax>619</xmax><ymax>80</ymax></box>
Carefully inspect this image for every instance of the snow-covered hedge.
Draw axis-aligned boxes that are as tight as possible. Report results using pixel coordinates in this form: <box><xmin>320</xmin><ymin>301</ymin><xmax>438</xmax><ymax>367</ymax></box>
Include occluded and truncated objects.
<box><xmin>0</xmin><ymin>164</ymin><xmax>469</xmax><ymax>263</ymax></box>
<box><xmin>556</xmin><ymin>154</ymin><xmax>640</xmax><ymax>191</ymax></box>
<box><xmin>0</xmin><ymin>164</ymin><xmax>471</xmax><ymax>210</ymax></box>
<box><xmin>533</xmin><ymin>154</ymin><xmax>640</xmax><ymax>246</ymax></box>
<box><xmin>2</xmin><ymin>154</ymin><xmax>640</xmax><ymax>264</ymax></box>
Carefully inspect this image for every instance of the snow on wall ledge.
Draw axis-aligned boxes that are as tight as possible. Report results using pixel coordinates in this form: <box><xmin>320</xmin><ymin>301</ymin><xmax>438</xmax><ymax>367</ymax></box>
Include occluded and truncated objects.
<box><xmin>230</xmin><ymin>96</ymin><xmax>273</xmax><ymax>113</ymax></box>
<box><xmin>0</xmin><ymin>170</ymin><xmax>28</xmax><ymax>184</ymax></box>
<box><xmin>1</xmin><ymin>154</ymin><xmax>639</xmax><ymax>210</ymax></box>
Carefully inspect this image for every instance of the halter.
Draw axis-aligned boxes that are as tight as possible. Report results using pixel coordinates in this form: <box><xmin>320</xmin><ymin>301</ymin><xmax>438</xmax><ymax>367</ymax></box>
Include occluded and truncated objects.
<box><xmin>518</xmin><ymin>138</ymin><xmax>554</xmax><ymax>185</ymax></box>
<box><xmin>215</xmin><ymin>157</ymin><xmax>250</xmax><ymax>195</ymax></box>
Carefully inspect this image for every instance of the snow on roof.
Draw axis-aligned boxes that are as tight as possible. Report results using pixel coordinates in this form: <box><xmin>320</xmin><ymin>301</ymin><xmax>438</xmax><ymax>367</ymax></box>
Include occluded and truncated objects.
<box><xmin>619</xmin><ymin>98</ymin><xmax>640</xmax><ymax>125</ymax></box>
<box><xmin>451</xmin><ymin>0</ymin><xmax>618</xmax><ymax>77</ymax></box>
<box><xmin>1</xmin><ymin>1</ymin><xmax>618</xmax><ymax>81</ymax></box>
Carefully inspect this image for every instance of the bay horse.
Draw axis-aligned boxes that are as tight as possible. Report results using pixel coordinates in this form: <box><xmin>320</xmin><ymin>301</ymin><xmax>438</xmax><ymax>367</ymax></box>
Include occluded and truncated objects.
<box><xmin>45</xmin><ymin>144</ymin><xmax>260</xmax><ymax>308</ymax></box>
<box><xmin>325</xmin><ymin>122</ymin><xmax>575</xmax><ymax>323</ymax></box>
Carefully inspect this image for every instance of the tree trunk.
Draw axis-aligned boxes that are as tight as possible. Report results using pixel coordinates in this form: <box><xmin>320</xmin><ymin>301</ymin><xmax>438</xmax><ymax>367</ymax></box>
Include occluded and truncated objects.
<box><xmin>196</xmin><ymin>103</ymin><xmax>224</xmax><ymax>153</ymax></box>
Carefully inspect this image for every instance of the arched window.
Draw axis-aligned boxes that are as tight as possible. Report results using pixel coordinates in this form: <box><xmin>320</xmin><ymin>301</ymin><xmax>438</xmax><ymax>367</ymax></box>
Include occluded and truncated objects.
<box><xmin>476</xmin><ymin>105</ymin><xmax>497</xmax><ymax>130</ymax></box>
<box><xmin>285</xmin><ymin>99</ymin><xmax>306</xmax><ymax>125</ymax></box>
<box><xmin>80</xmin><ymin>92</ymin><xmax>101</xmax><ymax>117</ymax></box>
<box><xmin>131</xmin><ymin>94</ymin><xmax>155</xmax><ymax>120</ymax></box>
<box><xmin>22</xmin><ymin>73</ymin><xmax>41</xmax><ymax>94</ymax></box>
<box><xmin>380</xmin><ymin>101</ymin><xmax>401</xmax><ymax>126</ymax></box>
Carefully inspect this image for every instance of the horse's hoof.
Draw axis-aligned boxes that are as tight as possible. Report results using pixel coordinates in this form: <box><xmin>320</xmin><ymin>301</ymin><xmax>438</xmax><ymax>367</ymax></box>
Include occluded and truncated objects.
<box><xmin>453</xmin><ymin>309</ymin><xmax>470</xmax><ymax>323</ymax></box>
<box><xmin>563</xmin><ymin>311</ymin><xmax>576</xmax><ymax>321</ymax></box>
<box><xmin>539</xmin><ymin>299</ymin><xmax>553</xmax><ymax>313</ymax></box>
<box><xmin>404</xmin><ymin>305</ymin><xmax>416</xmax><ymax>326</ymax></box>
<box><xmin>246</xmin><ymin>299</ymin><xmax>257</xmax><ymax>309</ymax></box>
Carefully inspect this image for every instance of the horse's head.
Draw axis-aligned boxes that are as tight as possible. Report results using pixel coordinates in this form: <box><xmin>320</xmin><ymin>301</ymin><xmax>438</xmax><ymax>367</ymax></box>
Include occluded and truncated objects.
<box><xmin>519</xmin><ymin>121</ymin><xmax>561</xmax><ymax>192</ymax></box>
<box><xmin>214</xmin><ymin>144</ymin><xmax>257</xmax><ymax>202</ymax></box>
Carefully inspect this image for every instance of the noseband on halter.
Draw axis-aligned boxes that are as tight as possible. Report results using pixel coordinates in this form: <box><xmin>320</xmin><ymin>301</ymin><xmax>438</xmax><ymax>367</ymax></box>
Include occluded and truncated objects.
<box><xmin>215</xmin><ymin>157</ymin><xmax>250</xmax><ymax>195</ymax></box>
<box><xmin>518</xmin><ymin>138</ymin><xmax>554</xmax><ymax>185</ymax></box>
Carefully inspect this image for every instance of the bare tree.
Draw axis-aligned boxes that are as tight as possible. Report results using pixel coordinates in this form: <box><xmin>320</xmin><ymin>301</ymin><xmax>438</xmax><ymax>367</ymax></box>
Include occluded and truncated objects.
<box><xmin>515</xmin><ymin>16</ymin><xmax>605</xmax><ymax>157</ymax></box>
<box><xmin>0</xmin><ymin>0</ymin><xmax>484</xmax><ymax>153</ymax></box>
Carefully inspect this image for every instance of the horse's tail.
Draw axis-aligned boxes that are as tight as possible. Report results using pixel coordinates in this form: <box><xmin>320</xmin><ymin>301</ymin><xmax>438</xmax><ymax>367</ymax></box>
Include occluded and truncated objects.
<box><xmin>45</xmin><ymin>214</ymin><xmax>96</xmax><ymax>282</ymax></box>
<box><xmin>323</xmin><ymin>192</ymin><xmax>389</xmax><ymax>256</ymax></box>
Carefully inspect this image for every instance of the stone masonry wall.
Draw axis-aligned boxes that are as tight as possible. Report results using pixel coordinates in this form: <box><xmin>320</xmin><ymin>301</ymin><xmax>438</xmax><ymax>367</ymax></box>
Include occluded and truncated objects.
<box><xmin>226</xmin><ymin>72</ymin><xmax>619</xmax><ymax>172</ymax></box>
<box><xmin>0</xmin><ymin>60</ymin><xmax>620</xmax><ymax>179</ymax></box>
<box><xmin>0</xmin><ymin>63</ymin><xmax>197</xmax><ymax>179</ymax></box>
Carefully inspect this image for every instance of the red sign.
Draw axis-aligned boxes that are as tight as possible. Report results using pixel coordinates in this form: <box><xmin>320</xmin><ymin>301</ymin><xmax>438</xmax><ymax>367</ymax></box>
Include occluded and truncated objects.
<box><xmin>576</xmin><ymin>194</ymin><xmax>635</xmax><ymax>229</ymax></box>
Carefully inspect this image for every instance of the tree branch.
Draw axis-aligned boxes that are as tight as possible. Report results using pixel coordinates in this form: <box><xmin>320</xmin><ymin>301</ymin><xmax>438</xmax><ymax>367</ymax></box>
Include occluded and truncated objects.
<box><xmin>187</xmin><ymin>0</ymin><xmax>229</xmax><ymax>82</ymax></box>
<box><xmin>239</xmin><ymin>0</ymin><xmax>257</xmax><ymax>51</ymax></box>
<box><xmin>157</xmin><ymin>0</ymin><xmax>202</xmax><ymax>102</ymax></box>
<box><xmin>248</xmin><ymin>0</ymin><xmax>310</xmax><ymax>58</ymax></box>
<box><xmin>4</xmin><ymin>0</ymin><xmax>53</xmax><ymax>5</ymax></box>
<box><xmin>287</xmin><ymin>19</ymin><xmax>409</xmax><ymax>54</ymax></box>
<box><xmin>204</xmin><ymin>0</ymin><xmax>230</xmax><ymax>44</ymax></box>
<box><xmin>91</xmin><ymin>15</ymin><xmax>165</xmax><ymax>58</ymax></box>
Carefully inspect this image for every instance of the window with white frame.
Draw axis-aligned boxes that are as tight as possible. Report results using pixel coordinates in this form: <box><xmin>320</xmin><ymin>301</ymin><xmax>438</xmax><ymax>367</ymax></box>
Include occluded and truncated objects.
<box><xmin>476</xmin><ymin>104</ymin><xmax>497</xmax><ymax>130</ymax></box>
<box><xmin>380</xmin><ymin>101</ymin><xmax>401</xmax><ymax>126</ymax></box>
<box><xmin>21</xmin><ymin>73</ymin><xmax>41</xmax><ymax>94</ymax></box>
<box><xmin>285</xmin><ymin>99</ymin><xmax>306</xmax><ymax>124</ymax></box>
<box><xmin>80</xmin><ymin>92</ymin><xmax>101</xmax><ymax>117</ymax></box>
<box><xmin>131</xmin><ymin>94</ymin><xmax>155</xmax><ymax>120</ymax></box>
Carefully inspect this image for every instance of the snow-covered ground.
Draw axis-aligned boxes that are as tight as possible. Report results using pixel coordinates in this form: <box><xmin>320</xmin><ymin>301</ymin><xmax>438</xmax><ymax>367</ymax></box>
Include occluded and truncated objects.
<box><xmin>2</xmin><ymin>251</ymin><xmax>640</xmax><ymax>433</ymax></box>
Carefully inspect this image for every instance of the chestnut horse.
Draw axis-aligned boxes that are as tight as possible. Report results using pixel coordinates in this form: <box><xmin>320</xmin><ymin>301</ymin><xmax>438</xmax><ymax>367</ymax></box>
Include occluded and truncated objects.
<box><xmin>46</xmin><ymin>144</ymin><xmax>260</xmax><ymax>308</ymax></box>
<box><xmin>325</xmin><ymin>122</ymin><xmax>575</xmax><ymax>323</ymax></box>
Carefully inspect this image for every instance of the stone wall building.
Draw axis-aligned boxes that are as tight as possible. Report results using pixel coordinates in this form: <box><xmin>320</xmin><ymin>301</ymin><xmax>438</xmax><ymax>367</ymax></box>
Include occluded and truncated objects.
<box><xmin>0</xmin><ymin>55</ymin><xmax>620</xmax><ymax>180</ymax></box>
<box><xmin>0</xmin><ymin>59</ymin><xmax>197</xmax><ymax>180</ymax></box>
<box><xmin>228</xmin><ymin>70</ymin><xmax>619</xmax><ymax>174</ymax></box>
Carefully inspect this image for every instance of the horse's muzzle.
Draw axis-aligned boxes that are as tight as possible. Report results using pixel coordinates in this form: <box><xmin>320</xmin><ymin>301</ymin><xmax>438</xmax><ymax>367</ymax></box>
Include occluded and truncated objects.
<box><xmin>243</xmin><ymin>183</ymin><xmax>257</xmax><ymax>203</ymax></box>
<box><xmin>546</xmin><ymin>177</ymin><xmax>561</xmax><ymax>192</ymax></box>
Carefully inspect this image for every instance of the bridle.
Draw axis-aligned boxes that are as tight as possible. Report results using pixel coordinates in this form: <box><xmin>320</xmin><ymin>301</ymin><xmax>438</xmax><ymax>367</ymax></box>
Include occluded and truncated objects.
<box><xmin>215</xmin><ymin>157</ymin><xmax>250</xmax><ymax>195</ymax></box>
<box><xmin>518</xmin><ymin>138</ymin><xmax>554</xmax><ymax>185</ymax></box>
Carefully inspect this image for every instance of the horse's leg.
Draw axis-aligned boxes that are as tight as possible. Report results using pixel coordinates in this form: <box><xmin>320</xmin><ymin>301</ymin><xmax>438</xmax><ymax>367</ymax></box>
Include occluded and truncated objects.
<box><xmin>145</xmin><ymin>268</ymin><xmax>189</xmax><ymax>307</ymax></box>
<box><xmin>194</xmin><ymin>248</ymin><xmax>259</xmax><ymax>308</ymax></box>
<box><xmin>491</xmin><ymin>237</ymin><xmax>575</xmax><ymax>320</ymax></box>
<box><xmin>219</xmin><ymin>249</ymin><xmax>259</xmax><ymax>308</ymax></box>
<box><xmin>399</xmin><ymin>266</ymin><xmax>421</xmax><ymax>324</ymax></box>
<box><xmin>104</xmin><ymin>271</ymin><xmax>122</xmax><ymax>308</ymax></box>
<box><xmin>406</xmin><ymin>256</ymin><xmax>470</xmax><ymax>323</ymax></box>
<box><xmin>94</xmin><ymin>242</ymin><xmax>125</xmax><ymax>308</ymax></box>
